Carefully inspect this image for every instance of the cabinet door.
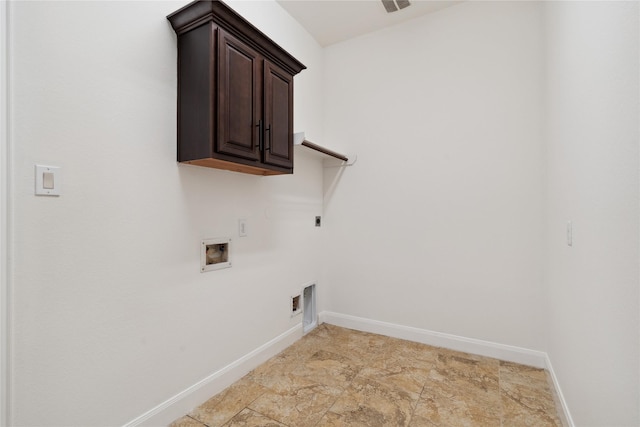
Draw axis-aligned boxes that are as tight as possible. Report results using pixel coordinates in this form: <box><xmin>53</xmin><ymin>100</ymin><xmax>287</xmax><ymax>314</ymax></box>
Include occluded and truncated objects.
<box><xmin>217</xmin><ymin>29</ymin><xmax>262</xmax><ymax>161</ymax></box>
<box><xmin>263</xmin><ymin>60</ymin><xmax>294</xmax><ymax>169</ymax></box>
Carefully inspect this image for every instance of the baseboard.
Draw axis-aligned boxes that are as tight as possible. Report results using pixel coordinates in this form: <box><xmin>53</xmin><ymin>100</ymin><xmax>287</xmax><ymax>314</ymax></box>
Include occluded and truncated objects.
<box><xmin>123</xmin><ymin>324</ymin><xmax>303</xmax><ymax>427</ymax></box>
<box><xmin>545</xmin><ymin>354</ymin><xmax>576</xmax><ymax>427</ymax></box>
<box><xmin>319</xmin><ymin>311</ymin><xmax>547</xmax><ymax>368</ymax></box>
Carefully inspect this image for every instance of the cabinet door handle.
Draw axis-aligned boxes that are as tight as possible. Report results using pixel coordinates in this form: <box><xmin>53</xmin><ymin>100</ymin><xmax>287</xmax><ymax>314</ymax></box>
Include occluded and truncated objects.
<box><xmin>265</xmin><ymin>124</ymin><xmax>271</xmax><ymax>151</ymax></box>
<box><xmin>257</xmin><ymin>120</ymin><xmax>264</xmax><ymax>152</ymax></box>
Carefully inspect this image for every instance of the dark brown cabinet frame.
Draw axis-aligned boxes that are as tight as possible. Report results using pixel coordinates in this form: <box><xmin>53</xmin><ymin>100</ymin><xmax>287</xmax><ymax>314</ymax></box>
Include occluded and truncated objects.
<box><xmin>168</xmin><ymin>0</ymin><xmax>306</xmax><ymax>176</ymax></box>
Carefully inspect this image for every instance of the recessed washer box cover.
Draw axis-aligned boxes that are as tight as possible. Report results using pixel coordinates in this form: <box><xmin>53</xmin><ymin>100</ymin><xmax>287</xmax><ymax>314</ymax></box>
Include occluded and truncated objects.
<box><xmin>201</xmin><ymin>237</ymin><xmax>231</xmax><ymax>272</ymax></box>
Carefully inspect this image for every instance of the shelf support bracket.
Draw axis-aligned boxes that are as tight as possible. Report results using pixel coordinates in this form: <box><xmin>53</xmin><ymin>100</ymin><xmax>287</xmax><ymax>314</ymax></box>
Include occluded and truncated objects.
<box><xmin>293</xmin><ymin>132</ymin><xmax>355</xmax><ymax>167</ymax></box>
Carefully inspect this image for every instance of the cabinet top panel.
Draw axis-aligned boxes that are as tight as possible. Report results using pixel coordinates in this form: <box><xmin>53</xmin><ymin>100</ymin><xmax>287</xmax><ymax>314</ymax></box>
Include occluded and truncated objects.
<box><xmin>167</xmin><ymin>0</ymin><xmax>306</xmax><ymax>76</ymax></box>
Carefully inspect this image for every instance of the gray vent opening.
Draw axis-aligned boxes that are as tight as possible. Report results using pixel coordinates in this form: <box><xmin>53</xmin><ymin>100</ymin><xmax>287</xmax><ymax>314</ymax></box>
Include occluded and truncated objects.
<box><xmin>381</xmin><ymin>0</ymin><xmax>411</xmax><ymax>13</ymax></box>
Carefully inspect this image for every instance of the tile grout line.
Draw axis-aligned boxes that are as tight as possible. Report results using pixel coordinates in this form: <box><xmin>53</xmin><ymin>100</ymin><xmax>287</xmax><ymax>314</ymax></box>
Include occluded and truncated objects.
<box><xmin>251</xmin><ymin>329</ymin><xmax>353</xmax><ymax>427</ymax></box>
<box><xmin>244</xmin><ymin>407</ymin><xmax>293</xmax><ymax>427</ymax></box>
<box><xmin>307</xmin><ymin>339</ymin><xmax>367</xmax><ymax>427</ymax></box>
<box><xmin>184</xmin><ymin>414</ymin><xmax>206</xmax><ymax>427</ymax></box>
<box><xmin>408</xmin><ymin>381</ymin><xmax>428</xmax><ymax>427</ymax></box>
<box><xmin>242</xmin><ymin>376</ymin><xmax>293</xmax><ymax>427</ymax></box>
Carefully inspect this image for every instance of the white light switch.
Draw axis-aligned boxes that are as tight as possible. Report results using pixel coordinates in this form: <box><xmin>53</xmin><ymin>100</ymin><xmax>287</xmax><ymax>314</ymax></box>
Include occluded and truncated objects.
<box><xmin>35</xmin><ymin>165</ymin><xmax>61</xmax><ymax>196</ymax></box>
<box><xmin>43</xmin><ymin>172</ymin><xmax>54</xmax><ymax>189</ymax></box>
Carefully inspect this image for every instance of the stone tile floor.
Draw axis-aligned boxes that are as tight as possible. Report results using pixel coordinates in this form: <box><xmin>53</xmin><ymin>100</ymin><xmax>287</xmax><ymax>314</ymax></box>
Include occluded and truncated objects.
<box><xmin>170</xmin><ymin>324</ymin><xmax>563</xmax><ymax>426</ymax></box>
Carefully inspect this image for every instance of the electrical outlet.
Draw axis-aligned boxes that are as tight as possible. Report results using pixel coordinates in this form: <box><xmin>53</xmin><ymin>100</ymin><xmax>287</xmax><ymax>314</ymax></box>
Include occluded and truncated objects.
<box><xmin>315</xmin><ymin>216</ymin><xmax>321</xmax><ymax>227</ymax></box>
<box><xmin>291</xmin><ymin>294</ymin><xmax>302</xmax><ymax>316</ymax></box>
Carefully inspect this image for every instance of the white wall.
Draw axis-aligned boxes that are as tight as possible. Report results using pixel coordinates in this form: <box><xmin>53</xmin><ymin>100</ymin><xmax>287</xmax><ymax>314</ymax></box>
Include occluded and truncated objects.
<box><xmin>322</xmin><ymin>1</ymin><xmax>546</xmax><ymax>350</ymax></box>
<box><xmin>0</xmin><ymin>1</ymin><xmax>9</xmax><ymax>425</ymax></box>
<box><xmin>8</xmin><ymin>1</ymin><xmax>324</xmax><ymax>425</ymax></box>
<box><xmin>544</xmin><ymin>1</ymin><xmax>639</xmax><ymax>425</ymax></box>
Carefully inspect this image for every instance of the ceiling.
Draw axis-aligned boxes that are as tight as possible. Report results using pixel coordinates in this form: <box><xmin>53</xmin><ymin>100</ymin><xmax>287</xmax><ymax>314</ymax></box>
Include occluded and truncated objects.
<box><xmin>276</xmin><ymin>0</ymin><xmax>462</xmax><ymax>47</ymax></box>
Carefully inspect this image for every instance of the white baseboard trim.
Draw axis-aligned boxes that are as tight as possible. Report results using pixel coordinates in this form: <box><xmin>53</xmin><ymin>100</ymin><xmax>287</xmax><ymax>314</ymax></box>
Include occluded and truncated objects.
<box><xmin>545</xmin><ymin>354</ymin><xmax>575</xmax><ymax>427</ymax></box>
<box><xmin>319</xmin><ymin>311</ymin><xmax>547</xmax><ymax>368</ymax></box>
<box><xmin>123</xmin><ymin>324</ymin><xmax>303</xmax><ymax>427</ymax></box>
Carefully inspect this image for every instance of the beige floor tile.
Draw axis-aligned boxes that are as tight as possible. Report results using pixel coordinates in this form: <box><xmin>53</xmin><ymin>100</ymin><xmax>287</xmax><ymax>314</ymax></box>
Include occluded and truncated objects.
<box><xmin>412</xmin><ymin>397</ymin><xmax>501</xmax><ymax>427</ymax></box>
<box><xmin>268</xmin><ymin>330</ymin><xmax>329</xmax><ymax>364</ymax></box>
<box><xmin>223</xmin><ymin>408</ymin><xmax>287</xmax><ymax>427</ymax></box>
<box><xmin>324</xmin><ymin>326</ymin><xmax>391</xmax><ymax>364</ymax></box>
<box><xmin>382</xmin><ymin>338</ymin><xmax>440</xmax><ymax>366</ymax></box>
<box><xmin>169</xmin><ymin>415</ymin><xmax>207</xmax><ymax>427</ymax></box>
<box><xmin>329</xmin><ymin>375</ymin><xmax>418</xmax><ymax>427</ymax></box>
<box><xmin>296</xmin><ymin>324</ymin><xmax>389</xmax><ymax>365</ymax></box>
<box><xmin>430</xmin><ymin>352</ymin><xmax>500</xmax><ymax>403</ymax></box>
<box><xmin>436</xmin><ymin>351</ymin><xmax>501</xmax><ymax>378</ymax></box>
<box><xmin>419</xmin><ymin>350</ymin><xmax>502</xmax><ymax>426</ymax></box>
<box><xmin>501</xmin><ymin>379</ymin><xmax>562</xmax><ymax>426</ymax></box>
<box><xmin>250</xmin><ymin>368</ymin><xmax>328</xmax><ymax>395</ymax></box>
<box><xmin>361</xmin><ymin>338</ymin><xmax>436</xmax><ymax>397</ymax></box>
<box><xmin>500</xmin><ymin>360</ymin><xmax>551</xmax><ymax>390</ymax></box>
<box><xmin>246</xmin><ymin>351</ymin><xmax>309</xmax><ymax>394</ymax></box>
<box><xmin>188</xmin><ymin>377</ymin><xmax>269</xmax><ymax>427</ymax></box>
<box><xmin>317</xmin><ymin>410</ymin><xmax>377</xmax><ymax>427</ymax></box>
<box><xmin>289</xmin><ymin>349</ymin><xmax>362</xmax><ymax>389</ymax></box>
<box><xmin>170</xmin><ymin>325</ymin><xmax>563</xmax><ymax>427</ymax></box>
<box><xmin>359</xmin><ymin>363</ymin><xmax>430</xmax><ymax>398</ymax></box>
<box><xmin>248</xmin><ymin>382</ymin><xmax>341</xmax><ymax>426</ymax></box>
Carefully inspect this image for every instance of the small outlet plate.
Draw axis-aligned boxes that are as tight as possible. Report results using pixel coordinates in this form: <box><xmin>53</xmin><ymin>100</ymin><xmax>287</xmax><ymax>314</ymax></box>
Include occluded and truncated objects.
<box><xmin>238</xmin><ymin>219</ymin><xmax>247</xmax><ymax>237</ymax></box>
<box><xmin>315</xmin><ymin>216</ymin><xmax>321</xmax><ymax>227</ymax></box>
<box><xmin>291</xmin><ymin>294</ymin><xmax>302</xmax><ymax>317</ymax></box>
<box><xmin>201</xmin><ymin>237</ymin><xmax>231</xmax><ymax>272</ymax></box>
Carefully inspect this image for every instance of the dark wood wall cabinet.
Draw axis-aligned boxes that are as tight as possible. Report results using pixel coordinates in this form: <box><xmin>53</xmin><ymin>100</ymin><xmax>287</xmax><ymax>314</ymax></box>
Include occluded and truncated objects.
<box><xmin>168</xmin><ymin>0</ymin><xmax>306</xmax><ymax>176</ymax></box>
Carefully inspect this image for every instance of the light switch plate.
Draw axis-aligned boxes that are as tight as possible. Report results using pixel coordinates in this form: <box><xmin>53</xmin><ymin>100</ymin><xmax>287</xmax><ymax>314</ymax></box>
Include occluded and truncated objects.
<box><xmin>35</xmin><ymin>165</ymin><xmax>61</xmax><ymax>196</ymax></box>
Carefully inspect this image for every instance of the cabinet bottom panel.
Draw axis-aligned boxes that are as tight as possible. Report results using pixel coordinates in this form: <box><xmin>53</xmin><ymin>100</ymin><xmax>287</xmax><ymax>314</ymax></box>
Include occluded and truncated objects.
<box><xmin>181</xmin><ymin>158</ymin><xmax>292</xmax><ymax>176</ymax></box>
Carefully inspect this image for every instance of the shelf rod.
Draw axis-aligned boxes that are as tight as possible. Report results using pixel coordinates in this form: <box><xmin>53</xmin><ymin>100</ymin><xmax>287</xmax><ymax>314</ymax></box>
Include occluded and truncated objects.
<box><xmin>300</xmin><ymin>140</ymin><xmax>349</xmax><ymax>162</ymax></box>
